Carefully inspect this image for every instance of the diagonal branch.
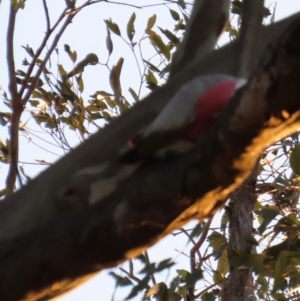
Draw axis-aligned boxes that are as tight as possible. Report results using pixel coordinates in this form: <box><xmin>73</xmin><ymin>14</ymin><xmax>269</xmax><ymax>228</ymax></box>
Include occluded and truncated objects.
<box><xmin>6</xmin><ymin>1</ymin><xmax>99</xmax><ymax>190</ymax></box>
<box><xmin>169</xmin><ymin>0</ymin><xmax>231</xmax><ymax>77</ymax></box>
<box><xmin>42</xmin><ymin>0</ymin><xmax>51</xmax><ymax>32</ymax></box>
<box><xmin>20</xmin><ymin>0</ymin><xmax>100</xmax><ymax>101</ymax></box>
<box><xmin>18</xmin><ymin>7</ymin><xmax>68</xmax><ymax>98</ymax></box>
<box><xmin>2</xmin><ymin>63</ymin><xmax>300</xmax><ymax>301</ymax></box>
<box><xmin>22</xmin><ymin>13</ymin><xmax>76</xmax><ymax>104</ymax></box>
<box><xmin>0</xmin><ymin>11</ymin><xmax>298</xmax><ymax>242</ymax></box>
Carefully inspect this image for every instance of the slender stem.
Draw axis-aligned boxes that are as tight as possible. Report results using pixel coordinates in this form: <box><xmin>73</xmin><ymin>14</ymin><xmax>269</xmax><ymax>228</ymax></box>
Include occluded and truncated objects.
<box><xmin>22</xmin><ymin>13</ymin><xmax>74</xmax><ymax>103</ymax></box>
<box><xmin>42</xmin><ymin>0</ymin><xmax>51</xmax><ymax>32</ymax></box>
<box><xmin>6</xmin><ymin>108</ymin><xmax>22</xmax><ymax>191</ymax></box>
<box><xmin>7</xmin><ymin>4</ymin><xmax>18</xmax><ymax>101</ymax></box>
<box><xmin>144</xmin><ymin>251</ymin><xmax>156</xmax><ymax>285</ymax></box>
<box><xmin>190</xmin><ymin>217</ymin><xmax>212</xmax><ymax>273</ymax></box>
<box><xmin>119</xmin><ymin>267</ymin><xmax>141</xmax><ymax>283</ymax></box>
<box><xmin>6</xmin><ymin>0</ymin><xmax>99</xmax><ymax>190</ymax></box>
<box><xmin>6</xmin><ymin>3</ymin><xmax>22</xmax><ymax>191</ymax></box>
<box><xmin>19</xmin><ymin>8</ymin><xmax>68</xmax><ymax>97</ymax></box>
<box><xmin>22</xmin><ymin>0</ymin><xmax>98</xmax><ymax>103</ymax></box>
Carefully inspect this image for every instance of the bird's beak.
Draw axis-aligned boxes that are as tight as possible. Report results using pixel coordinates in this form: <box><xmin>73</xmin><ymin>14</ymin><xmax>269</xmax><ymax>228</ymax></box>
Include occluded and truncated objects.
<box><xmin>235</xmin><ymin>78</ymin><xmax>248</xmax><ymax>90</ymax></box>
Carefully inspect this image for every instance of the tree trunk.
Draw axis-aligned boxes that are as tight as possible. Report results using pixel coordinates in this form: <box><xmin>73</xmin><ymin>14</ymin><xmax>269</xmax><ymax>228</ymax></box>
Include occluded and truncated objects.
<box><xmin>222</xmin><ymin>163</ymin><xmax>258</xmax><ymax>301</ymax></box>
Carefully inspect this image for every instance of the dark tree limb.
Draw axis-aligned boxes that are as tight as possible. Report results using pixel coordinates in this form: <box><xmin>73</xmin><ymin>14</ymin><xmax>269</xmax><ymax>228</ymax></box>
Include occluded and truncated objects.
<box><xmin>0</xmin><ymin>13</ymin><xmax>298</xmax><ymax>241</ymax></box>
<box><xmin>237</xmin><ymin>0</ymin><xmax>264</xmax><ymax>77</ymax></box>
<box><xmin>169</xmin><ymin>0</ymin><xmax>231</xmax><ymax>77</ymax></box>
<box><xmin>0</xmin><ymin>11</ymin><xmax>300</xmax><ymax>301</ymax></box>
<box><xmin>221</xmin><ymin>165</ymin><xmax>258</xmax><ymax>301</ymax></box>
<box><xmin>225</xmin><ymin>1</ymin><xmax>264</xmax><ymax>299</ymax></box>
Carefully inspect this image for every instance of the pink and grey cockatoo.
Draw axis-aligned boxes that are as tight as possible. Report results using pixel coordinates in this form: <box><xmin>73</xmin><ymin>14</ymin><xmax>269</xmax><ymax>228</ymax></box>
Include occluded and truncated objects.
<box><xmin>120</xmin><ymin>74</ymin><xmax>246</xmax><ymax>163</ymax></box>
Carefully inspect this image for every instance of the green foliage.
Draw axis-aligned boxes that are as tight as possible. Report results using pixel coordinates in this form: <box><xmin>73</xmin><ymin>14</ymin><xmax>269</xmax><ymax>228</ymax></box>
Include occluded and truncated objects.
<box><xmin>201</xmin><ymin>292</ymin><xmax>216</xmax><ymax>301</ymax></box>
<box><xmin>11</xmin><ymin>0</ymin><xmax>26</xmax><ymax>10</ymax></box>
<box><xmin>146</xmin><ymin>14</ymin><xmax>157</xmax><ymax>33</ymax></box>
<box><xmin>0</xmin><ymin>139</ymin><xmax>10</xmax><ymax>163</ymax></box>
<box><xmin>66</xmin><ymin>53</ymin><xmax>99</xmax><ymax>78</ymax></box>
<box><xmin>109</xmin><ymin>57</ymin><xmax>124</xmax><ymax>101</ymax></box>
<box><xmin>177</xmin><ymin>269</ymin><xmax>203</xmax><ymax>289</ymax></box>
<box><xmin>127</xmin><ymin>12</ymin><xmax>136</xmax><ymax>42</ymax></box>
<box><xmin>109</xmin><ymin>271</ymin><xmax>132</xmax><ymax>286</ymax></box>
<box><xmin>207</xmin><ymin>231</ymin><xmax>227</xmax><ymax>251</ymax></box>
<box><xmin>145</xmin><ymin>69</ymin><xmax>158</xmax><ymax>90</ymax></box>
<box><xmin>128</xmin><ymin>87</ymin><xmax>139</xmax><ymax>103</ymax></box>
<box><xmin>158</xmin><ymin>27</ymin><xmax>180</xmax><ymax>46</ymax></box>
<box><xmin>21</xmin><ymin>44</ymin><xmax>34</xmax><ymax>58</ymax></box>
<box><xmin>189</xmin><ymin>222</ymin><xmax>203</xmax><ymax>239</ymax></box>
<box><xmin>214</xmin><ymin>250</ymin><xmax>229</xmax><ymax>285</ymax></box>
<box><xmin>169</xmin><ymin>9</ymin><xmax>180</xmax><ymax>21</ymax></box>
<box><xmin>148</xmin><ymin>30</ymin><xmax>171</xmax><ymax>61</ymax></box>
<box><xmin>105</xmin><ymin>18</ymin><xmax>121</xmax><ymax>36</ymax></box>
<box><xmin>64</xmin><ymin>44</ymin><xmax>77</xmax><ymax>63</ymax></box>
<box><xmin>257</xmin><ymin>206</ymin><xmax>279</xmax><ymax>234</ymax></box>
<box><xmin>106</xmin><ymin>28</ymin><xmax>113</xmax><ymax>56</ymax></box>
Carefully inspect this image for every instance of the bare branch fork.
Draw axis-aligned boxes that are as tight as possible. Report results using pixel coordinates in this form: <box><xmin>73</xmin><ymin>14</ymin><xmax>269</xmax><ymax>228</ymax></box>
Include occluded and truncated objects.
<box><xmin>5</xmin><ymin>0</ymin><xmax>104</xmax><ymax>191</ymax></box>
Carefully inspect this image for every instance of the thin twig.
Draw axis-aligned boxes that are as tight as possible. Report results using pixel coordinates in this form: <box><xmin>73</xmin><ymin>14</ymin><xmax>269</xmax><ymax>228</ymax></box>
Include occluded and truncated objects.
<box><xmin>21</xmin><ymin>128</ymin><xmax>70</xmax><ymax>150</ymax></box>
<box><xmin>42</xmin><ymin>0</ymin><xmax>51</xmax><ymax>32</ymax></box>
<box><xmin>144</xmin><ymin>251</ymin><xmax>156</xmax><ymax>285</ymax></box>
<box><xmin>22</xmin><ymin>0</ymin><xmax>99</xmax><ymax>103</ymax></box>
<box><xmin>22</xmin><ymin>15</ymin><xmax>74</xmax><ymax>103</ymax></box>
<box><xmin>19</xmin><ymin>8</ymin><xmax>68</xmax><ymax>97</ymax></box>
<box><xmin>194</xmin><ymin>283</ymin><xmax>217</xmax><ymax>298</ymax></box>
<box><xmin>119</xmin><ymin>266</ymin><xmax>141</xmax><ymax>283</ymax></box>
<box><xmin>179</xmin><ymin>227</ymin><xmax>202</xmax><ymax>264</ymax></box>
<box><xmin>19</xmin><ymin>161</ymin><xmax>51</xmax><ymax>166</ymax></box>
<box><xmin>7</xmin><ymin>4</ymin><xmax>18</xmax><ymax>100</ymax></box>
<box><xmin>190</xmin><ymin>217</ymin><xmax>212</xmax><ymax>273</ymax></box>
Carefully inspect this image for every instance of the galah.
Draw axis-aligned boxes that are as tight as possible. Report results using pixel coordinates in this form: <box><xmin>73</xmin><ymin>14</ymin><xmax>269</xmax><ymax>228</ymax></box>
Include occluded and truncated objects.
<box><xmin>120</xmin><ymin>74</ymin><xmax>246</xmax><ymax>163</ymax></box>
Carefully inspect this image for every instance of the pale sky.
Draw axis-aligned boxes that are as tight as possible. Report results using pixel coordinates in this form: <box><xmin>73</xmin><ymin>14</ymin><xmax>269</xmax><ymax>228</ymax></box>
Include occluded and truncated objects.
<box><xmin>0</xmin><ymin>1</ymin><xmax>299</xmax><ymax>301</ymax></box>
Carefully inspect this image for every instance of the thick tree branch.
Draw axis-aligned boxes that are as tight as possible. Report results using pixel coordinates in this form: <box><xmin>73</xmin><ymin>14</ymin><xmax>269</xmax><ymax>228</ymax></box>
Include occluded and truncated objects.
<box><xmin>221</xmin><ymin>166</ymin><xmax>258</xmax><ymax>301</ymax></box>
<box><xmin>225</xmin><ymin>1</ymin><xmax>264</xmax><ymax>299</ymax></box>
<box><xmin>237</xmin><ymin>0</ymin><xmax>264</xmax><ymax>77</ymax></box>
<box><xmin>169</xmin><ymin>0</ymin><xmax>231</xmax><ymax>77</ymax></box>
<box><xmin>0</xmin><ymin>12</ymin><xmax>300</xmax><ymax>301</ymax></box>
<box><xmin>0</xmin><ymin>13</ymin><xmax>297</xmax><ymax>240</ymax></box>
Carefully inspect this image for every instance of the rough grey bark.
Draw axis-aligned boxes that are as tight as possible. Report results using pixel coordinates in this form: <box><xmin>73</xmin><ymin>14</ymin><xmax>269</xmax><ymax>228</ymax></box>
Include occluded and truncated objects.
<box><xmin>223</xmin><ymin>0</ymin><xmax>264</xmax><ymax>299</ymax></box>
<box><xmin>0</xmin><ymin>10</ymin><xmax>300</xmax><ymax>301</ymax></box>
<box><xmin>0</xmin><ymin>13</ymin><xmax>298</xmax><ymax>242</ymax></box>
<box><xmin>221</xmin><ymin>166</ymin><xmax>258</xmax><ymax>301</ymax></box>
<box><xmin>169</xmin><ymin>0</ymin><xmax>231</xmax><ymax>77</ymax></box>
